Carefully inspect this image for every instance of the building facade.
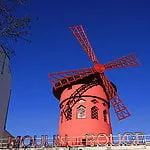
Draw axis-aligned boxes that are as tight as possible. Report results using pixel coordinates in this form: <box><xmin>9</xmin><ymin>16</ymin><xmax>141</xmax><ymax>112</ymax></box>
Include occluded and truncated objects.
<box><xmin>0</xmin><ymin>45</ymin><xmax>12</xmax><ymax>138</ymax></box>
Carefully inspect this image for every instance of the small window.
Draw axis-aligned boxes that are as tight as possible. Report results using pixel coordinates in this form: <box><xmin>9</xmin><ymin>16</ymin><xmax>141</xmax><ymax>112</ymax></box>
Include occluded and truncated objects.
<box><xmin>91</xmin><ymin>99</ymin><xmax>98</xmax><ymax>104</ymax></box>
<box><xmin>77</xmin><ymin>105</ymin><xmax>86</xmax><ymax>119</ymax></box>
<box><xmin>102</xmin><ymin>103</ymin><xmax>106</xmax><ymax>106</ymax></box>
<box><xmin>103</xmin><ymin>110</ymin><xmax>108</xmax><ymax>123</ymax></box>
<box><xmin>78</xmin><ymin>98</ymin><xmax>85</xmax><ymax>103</ymax></box>
<box><xmin>91</xmin><ymin>106</ymin><xmax>98</xmax><ymax>119</ymax></box>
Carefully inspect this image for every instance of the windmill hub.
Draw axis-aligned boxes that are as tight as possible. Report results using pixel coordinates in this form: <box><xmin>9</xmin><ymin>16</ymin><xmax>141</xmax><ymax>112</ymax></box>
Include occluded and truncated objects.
<box><xmin>94</xmin><ymin>63</ymin><xmax>105</xmax><ymax>73</ymax></box>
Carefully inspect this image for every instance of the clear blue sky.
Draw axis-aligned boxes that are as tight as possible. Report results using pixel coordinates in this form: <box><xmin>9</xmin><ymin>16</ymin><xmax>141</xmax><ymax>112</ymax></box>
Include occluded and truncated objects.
<box><xmin>7</xmin><ymin>0</ymin><xmax>150</xmax><ymax>137</ymax></box>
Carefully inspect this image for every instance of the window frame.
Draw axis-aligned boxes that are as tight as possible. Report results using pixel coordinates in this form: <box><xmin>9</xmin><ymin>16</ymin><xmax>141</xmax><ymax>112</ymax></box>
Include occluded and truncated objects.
<box><xmin>76</xmin><ymin>105</ymin><xmax>86</xmax><ymax>119</ymax></box>
<box><xmin>91</xmin><ymin>106</ymin><xmax>99</xmax><ymax>120</ymax></box>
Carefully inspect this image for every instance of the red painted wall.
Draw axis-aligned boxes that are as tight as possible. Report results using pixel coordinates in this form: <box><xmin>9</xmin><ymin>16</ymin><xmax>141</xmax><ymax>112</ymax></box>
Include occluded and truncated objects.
<box><xmin>58</xmin><ymin>83</ymin><xmax>112</xmax><ymax>138</ymax></box>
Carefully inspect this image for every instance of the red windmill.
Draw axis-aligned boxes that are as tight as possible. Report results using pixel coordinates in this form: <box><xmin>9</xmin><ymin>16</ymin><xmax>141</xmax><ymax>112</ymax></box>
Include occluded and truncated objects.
<box><xmin>49</xmin><ymin>25</ymin><xmax>140</xmax><ymax>145</ymax></box>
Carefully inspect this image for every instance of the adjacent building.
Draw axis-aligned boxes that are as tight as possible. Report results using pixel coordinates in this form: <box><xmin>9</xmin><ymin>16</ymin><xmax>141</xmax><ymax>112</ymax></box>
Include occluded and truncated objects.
<box><xmin>0</xmin><ymin>45</ymin><xmax>12</xmax><ymax>138</ymax></box>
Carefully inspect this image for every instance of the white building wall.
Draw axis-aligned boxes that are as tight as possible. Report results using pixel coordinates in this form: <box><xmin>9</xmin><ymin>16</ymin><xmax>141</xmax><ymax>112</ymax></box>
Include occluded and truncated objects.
<box><xmin>0</xmin><ymin>46</ymin><xmax>12</xmax><ymax>137</ymax></box>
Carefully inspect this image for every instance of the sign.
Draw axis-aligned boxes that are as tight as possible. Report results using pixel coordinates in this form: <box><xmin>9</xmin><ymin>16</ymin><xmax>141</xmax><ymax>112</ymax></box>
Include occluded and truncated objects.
<box><xmin>6</xmin><ymin>132</ymin><xmax>150</xmax><ymax>148</ymax></box>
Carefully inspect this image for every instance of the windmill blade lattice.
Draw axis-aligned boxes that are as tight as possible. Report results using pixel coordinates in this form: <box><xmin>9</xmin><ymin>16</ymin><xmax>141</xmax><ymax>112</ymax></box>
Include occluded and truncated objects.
<box><xmin>49</xmin><ymin>68</ymin><xmax>96</xmax><ymax>90</ymax></box>
<box><xmin>100</xmin><ymin>73</ymin><xmax>116</xmax><ymax>100</ymax></box>
<box><xmin>111</xmin><ymin>95</ymin><xmax>131</xmax><ymax>120</ymax></box>
<box><xmin>69</xmin><ymin>25</ymin><xmax>99</xmax><ymax>64</ymax></box>
<box><xmin>104</xmin><ymin>53</ymin><xmax>141</xmax><ymax>70</ymax></box>
<box><xmin>100</xmin><ymin>73</ymin><xmax>131</xmax><ymax>120</ymax></box>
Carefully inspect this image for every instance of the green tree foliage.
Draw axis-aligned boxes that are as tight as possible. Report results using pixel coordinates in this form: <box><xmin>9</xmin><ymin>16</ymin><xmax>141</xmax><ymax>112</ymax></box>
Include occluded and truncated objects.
<box><xmin>0</xmin><ymin>0</ymin><xmax>31</xmax><ymax>52</ymax></box>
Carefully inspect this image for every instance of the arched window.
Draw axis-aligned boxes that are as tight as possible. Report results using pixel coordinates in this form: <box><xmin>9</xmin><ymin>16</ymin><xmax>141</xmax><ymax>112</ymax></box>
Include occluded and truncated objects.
<box><xmin>78</xmin><ymin>98</ymin><xmax>85</xmax><ymax>103</ymax></box>
<box><xmin>91</xmin><ymin>106</ymin><xmax>98</xmax><ymax>119</ymax></box>
<box><xmin>91</xmin><ymin>99</ymin><xmax>98</xmax><ymax>104</ymax></box>
<box><xmin>103</xmin><ymin>110</ymin><xmax>107</xmax><ymax>123</ymax></box>
<box><xmin>77</xmin><ymin>105</ymin><xmax>86</xmax><ymax>119</ymax></box>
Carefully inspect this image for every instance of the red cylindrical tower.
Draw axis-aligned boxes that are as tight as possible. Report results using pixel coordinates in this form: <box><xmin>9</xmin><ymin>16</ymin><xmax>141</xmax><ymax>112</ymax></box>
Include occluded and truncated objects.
<box><xmin>53</xmin><ymin>74</ymin><xmax>114</xmax><ymax>146</ymax></box>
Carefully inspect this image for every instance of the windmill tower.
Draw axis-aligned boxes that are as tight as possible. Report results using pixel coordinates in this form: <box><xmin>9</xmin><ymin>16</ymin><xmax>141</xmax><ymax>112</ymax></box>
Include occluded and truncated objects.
<box><xmin>0</xmin><ymin>45</ymin><xmax>12</xmax><ymax>138</ymax></box>
<box><xmin>49</xmin><ymin>25</ymin><xmax>140</xmax><ymax>146</ymax></box>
